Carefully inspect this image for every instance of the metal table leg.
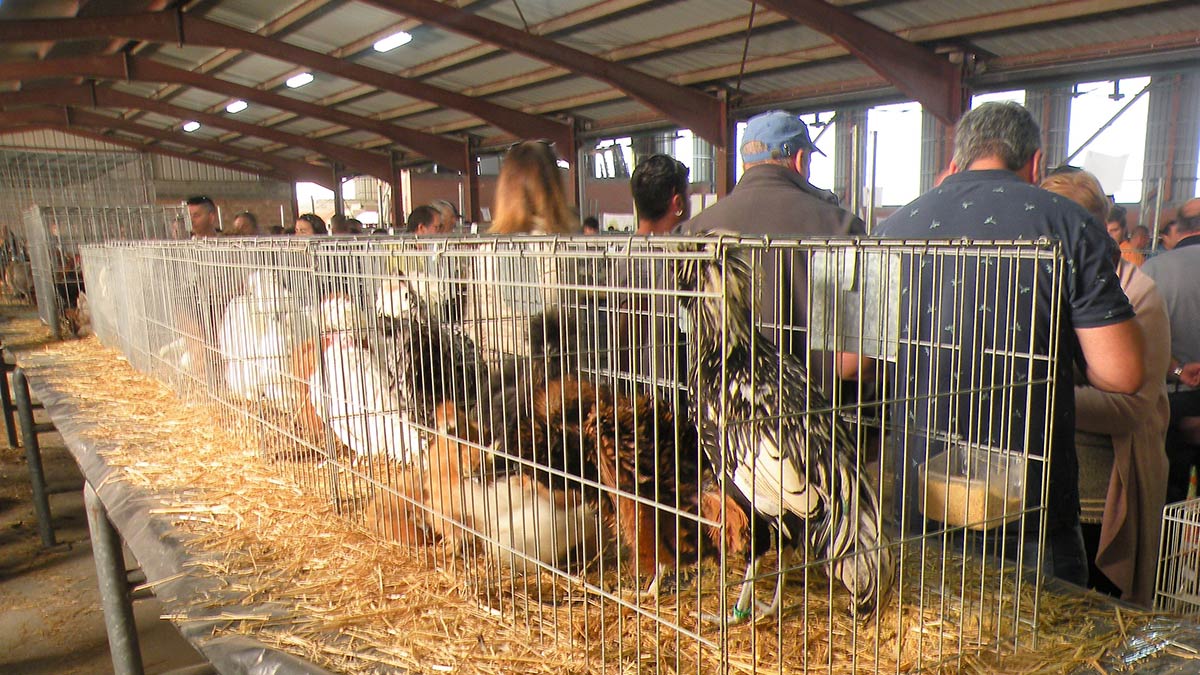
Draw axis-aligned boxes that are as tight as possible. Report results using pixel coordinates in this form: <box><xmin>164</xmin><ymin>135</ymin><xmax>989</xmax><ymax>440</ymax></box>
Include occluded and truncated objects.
<box><xmin>0</xmin><ymin>350</ymin><xmax>19</xmax><ymax>448</ymax></box>
<box><xmin>13</xmin><ymin>366</ymin><xmax>54</xmax><ymax>547</ymax></box>
<box><xmin>84</xmin><ymin>481</ymin><xmax>146</xmax><ymax>675</ymax></box>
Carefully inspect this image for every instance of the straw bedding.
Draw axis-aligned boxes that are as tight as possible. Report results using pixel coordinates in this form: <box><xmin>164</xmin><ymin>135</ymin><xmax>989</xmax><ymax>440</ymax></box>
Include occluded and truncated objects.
<box><xmin>2</xmin><ymin>311</ymin><xmax>1185</xmax><ymax>675</ymax></box>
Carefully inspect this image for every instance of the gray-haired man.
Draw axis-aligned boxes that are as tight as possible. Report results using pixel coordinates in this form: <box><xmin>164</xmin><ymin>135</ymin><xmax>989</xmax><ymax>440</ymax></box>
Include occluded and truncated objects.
<box><xmin>876</xmin><ymin>101</ymin><xmax>1144</xmax><ymax>587</ymax></box>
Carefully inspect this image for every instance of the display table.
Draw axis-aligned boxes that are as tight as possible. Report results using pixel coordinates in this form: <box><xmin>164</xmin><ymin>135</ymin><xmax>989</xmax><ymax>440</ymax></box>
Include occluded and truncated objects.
<box><xmin>2</xmin><ymin>318</ymin><xmax>334</xmax><ymax>675</ymax></box>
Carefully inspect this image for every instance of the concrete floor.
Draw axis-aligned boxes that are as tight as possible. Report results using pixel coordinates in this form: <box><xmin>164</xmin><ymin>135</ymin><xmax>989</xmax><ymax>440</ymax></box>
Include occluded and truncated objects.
<box><xmin>0</xmin><ymin>397</ymin><xmax>209</xmax><ymax>674</ymax></box>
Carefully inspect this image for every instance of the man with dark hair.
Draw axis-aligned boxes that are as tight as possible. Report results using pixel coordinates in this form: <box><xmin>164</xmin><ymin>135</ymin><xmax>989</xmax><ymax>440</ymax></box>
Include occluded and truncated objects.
<box><xmin>877</xmin><ymin>101</ymin><xmax>1144</xmax><ymax>586</ymax></box>
<box><xmin>581</xmin><ymin>216</ymin><xmax>600</xmax><ymax>235</ymax></box>
<box><xmin>631</xmin><ymin>154</ymin><xmax>691</xmax><ymax>235</ymax></box>
<box><xmin>185</xmin><ymin>195</ymin><xmax>220</xmax><ymax>237</ymax></box>
<box><xmin>406</xmin><ymin>205</ymin><xmax>442</xmax><ymax>235</ymax></box>
<box><xmin>1106</xmin><ymin>204</ymin><xmax>1128</xmax><ymax>244</ymax></box>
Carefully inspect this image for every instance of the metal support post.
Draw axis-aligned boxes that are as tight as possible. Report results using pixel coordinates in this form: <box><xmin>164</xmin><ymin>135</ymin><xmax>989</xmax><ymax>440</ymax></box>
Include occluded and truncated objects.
<box><xmin>84</xmin><ymin>482</ymin><xmax>145</xmax><ymax>675</ymax></box>
<box><xmin>13</xmin><ymin>367</ymin><xmax>54</xmax><ymax>546</ymax></box>
<box><xmin>0</xmin><ymin>350</ymin><xmax>19</xmax><ymax>448</ymax></box>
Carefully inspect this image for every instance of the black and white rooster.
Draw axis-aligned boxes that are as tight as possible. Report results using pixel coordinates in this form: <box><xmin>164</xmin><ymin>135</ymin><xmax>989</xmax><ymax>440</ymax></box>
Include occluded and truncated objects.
<box><xmin>374</xmin><ymin>277</ymin><xmax>485</xmax><ymax>430</ymax></box>
<box><xmin>677</xmin><ymin>235</ymin><xmax>894</xmax><ymax>622</ymax></box>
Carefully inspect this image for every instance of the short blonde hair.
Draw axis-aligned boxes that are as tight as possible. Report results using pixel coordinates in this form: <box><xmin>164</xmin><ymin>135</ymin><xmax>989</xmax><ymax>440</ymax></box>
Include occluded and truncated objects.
<box><xmin>1040</xmin><ymin>170</ymin><xmax>1109</xmax><ymax>222</ymax></box>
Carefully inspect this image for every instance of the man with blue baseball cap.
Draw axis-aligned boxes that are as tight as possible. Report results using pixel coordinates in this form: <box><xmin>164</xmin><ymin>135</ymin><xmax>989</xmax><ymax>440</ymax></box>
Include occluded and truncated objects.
<box><xmin>685</xmin><ymin>109</ymin><xmax>860</xmax><ymax>238</ymax></box>
<box><xmin>684</xmin><ymin>110</ymin><xmax>864</xmax><ymax>390</ymax></box>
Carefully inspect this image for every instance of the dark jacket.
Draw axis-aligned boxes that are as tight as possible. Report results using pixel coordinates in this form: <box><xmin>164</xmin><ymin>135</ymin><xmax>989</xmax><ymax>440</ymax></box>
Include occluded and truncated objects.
<box><xmin>684</xmin><ymin>163</ymin><xmax>862</xmax><ymax>238</ymax></box>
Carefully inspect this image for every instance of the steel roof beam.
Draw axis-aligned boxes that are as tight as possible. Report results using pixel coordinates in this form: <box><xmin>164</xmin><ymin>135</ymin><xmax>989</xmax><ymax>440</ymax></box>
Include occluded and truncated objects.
<box><xmin>0</xmin><ymin>114</ymin><xmax>296</xmax><ymax>182</ymax></box>
<box><xmin>358</xmin><ymin>0</ymin><xmax>726</xmax><ymax>146</ymax></box>
<box><xmin>0</xmin><ymin>83</ymin><xmax>393</xmax><ymax>180</ymax></box>
<box><xmin>0</xmin><ymin>53</ymin><xmax>468</xmax><ymax>171</ymax></box>
<box><xmin>752</xmin><ymin>0</ymin><xmax>964</xmax><ymax>124</ymax></box>
<box><xmin>0</xmin><ymin>10</ymin><xmax>572</xmax><ymax>150</ymax></box>
<box><xmin>63</xmin><ymin>107</ymin><xmax>333</xmax><ymax>186</ymax></box>
<box><xmin>0</xmin><ymin>106</ymin><xmax>330</xmax><ymax>186</ymax></box>
<box><xmin>58</xmin><ymin>129</ymin><xmax>298</xmax><ymax>183</ymax></box>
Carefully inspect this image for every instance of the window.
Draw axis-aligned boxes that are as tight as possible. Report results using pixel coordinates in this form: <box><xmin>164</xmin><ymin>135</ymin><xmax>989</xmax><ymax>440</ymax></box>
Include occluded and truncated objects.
<box><xmin>593</xmin><ymin>137</ymin><xmax>634</xmax><ymax>179</ymax></box>
<box><xmin>1066</xmin><ymin>76</ymin><xmax>1150</xmax><ymax>204</ymax></box>
<box><xmin>865</xmin><ymin>101</ymin><xmax>921</xmax><ymax>206</ymax></box>
<box><xmin>972</xmin><ymin>89</ymin><xmax>1026</xmax><ymax>107</ymax></box>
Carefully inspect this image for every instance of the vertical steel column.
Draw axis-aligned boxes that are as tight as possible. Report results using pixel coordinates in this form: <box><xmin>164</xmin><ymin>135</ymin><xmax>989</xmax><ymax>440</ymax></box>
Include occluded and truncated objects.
<box><xmin>332</xmin><ymin>163</ymin><xmax>346</xmax><ymax>221</ymax></box>
<box><xmin>13</xmin><ymin>367</ymin><xmax>54</xmax><ymax>546</ymax></box>
<box><xmin>84</xmin><ymin>482</ymin><xmax>145</xmax><ymax>675</ymax></box>
<box><xmin>833</xmin><ymin>107</ymin><xmax>867</xmax><ymax>211</ymax></box>
<box><xmin>0</xmin><ymin>349</ymin><xmax>19</xmax><ymax>448</ymax></box>
<box><xmin>464</xmin><ymin>139</ymin><xmax>481</xmax><ymax>225</ymax></box>
<box><xmin>919</xmin><ymin>109</ymin><xmax>954</xmax><ymax>194</ymax></box>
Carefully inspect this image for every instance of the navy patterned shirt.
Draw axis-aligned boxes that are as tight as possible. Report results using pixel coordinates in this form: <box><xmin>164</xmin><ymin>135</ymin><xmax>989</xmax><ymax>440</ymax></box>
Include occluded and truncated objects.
<box><xmin>876</xmin><ymin>169</ymin><xmax>1133</xmax><ymax>531</ymax></box>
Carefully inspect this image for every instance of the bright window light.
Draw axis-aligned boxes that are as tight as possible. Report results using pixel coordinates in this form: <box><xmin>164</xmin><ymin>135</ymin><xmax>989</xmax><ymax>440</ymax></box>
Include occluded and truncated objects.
<box><xmin>373</xmin><ymin>31</ymin><xmax>413</xmax><ymax>53</ymax></box>
<box><xmin>182</xmin><ymin>121</ymin><xmax>201</xmax><ymax>132</ymax></box>
<box><xmin>286</xmin><ymin>72</ymin><xmax>314</xmax><ymax>89</ymax></box>
<box><xmin>225</xmin><ymin>100</ymin><xmax>248</xmax><ymax>114</ymax></box>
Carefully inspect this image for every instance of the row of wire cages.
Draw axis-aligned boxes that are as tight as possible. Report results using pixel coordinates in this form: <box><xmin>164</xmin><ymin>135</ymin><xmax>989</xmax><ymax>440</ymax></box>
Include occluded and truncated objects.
<box><xmin>22</xmin><ymin>205</ymin><xmax>187</xmax><ymax>338</ymax></box>
<box><xmin>1156</xmin><ymin>498</ymin><xmax>1200</xmax><ymax>615</ymax></box>
<box><xmin>80</xmin><ymin>233</ymin><xmax>1064</xmax><ymax>673</ymax></box>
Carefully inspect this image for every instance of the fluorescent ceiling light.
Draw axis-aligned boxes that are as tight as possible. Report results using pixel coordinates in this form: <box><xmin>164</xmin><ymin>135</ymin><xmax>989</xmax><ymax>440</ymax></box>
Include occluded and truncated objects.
<box><xmin>182</xmin><ymin>121</ymin><xmax>201</xmax><ymax>132</ymax></box>
<box><xmin>373</xmin><ymin>31</ymin><xmax>413</xmax><ymax>52</ymax></box>
<box><xmin>286</xmin><ymin>72</ymin><xmax>314</xmax><ymax>88</ymax></box>
<box><xmin>225</xmin><ymin>100</ymin><xmax>248</xmax><ymax>114</ymax></box>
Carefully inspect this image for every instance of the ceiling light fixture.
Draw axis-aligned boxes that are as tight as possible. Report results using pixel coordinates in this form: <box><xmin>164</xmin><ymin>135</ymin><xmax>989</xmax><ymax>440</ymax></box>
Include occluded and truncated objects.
<box><xmin>373</xmin><ymin>30</ymin><xmax>413</xmax><ymax>53</ymax></box>
<box><xmin>286</xmin><ymin>72</ymin><xmax>314</xmax><ymax>89</ymax></box>
<box><xmin>182</xmin><ymin>121</ymin><xmax>201</xmax><ymax>132</ymax></box>
<box><xmin>226</xmin><ymin>100</ymin><xmax>248</xmax><ymax>114</ymax></box>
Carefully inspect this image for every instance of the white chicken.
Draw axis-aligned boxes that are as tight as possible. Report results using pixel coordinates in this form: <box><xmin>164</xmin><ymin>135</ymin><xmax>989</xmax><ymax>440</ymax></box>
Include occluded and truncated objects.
<box><xmin>364</xmin><ymin>403</ymin><xmax>602</xmax><ymax>572</ymax></box>
<box><xmin>307</xmin><ymin>295</ymin><xmax>424</xmax><ymax>465</ymax></box>
<box><xmin>218</xmin><ymin>271</ymin><xmax>311</xmax><ymax>409</ymax></box>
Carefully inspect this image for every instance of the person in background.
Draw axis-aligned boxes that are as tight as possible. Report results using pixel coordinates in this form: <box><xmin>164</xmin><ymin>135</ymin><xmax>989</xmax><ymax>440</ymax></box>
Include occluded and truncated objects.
<box><xmin>1142</xmin><ymin>198</ymin><xmax>1200</xmax><ymax>503</ymax></box>
<box><xmin>345</xmin><ymin>218</ymin><xmax>365</xmax><ymax>234</ymax></box>
<box><xmin>490</xmin><ymin>140</ymin><xmax>577</xmax><ymax>234</ymax></box>
<box><xmin>876</xmin><ymin>101</ymin><xmax>1144</xmax><ymax>588</ymax></box>
<box><xmin>631</xmin><ymin>154</ymin><xmax>691</xmax><ymax>235</ymax></box>
<box><xmin>329</xmin><ymin>214</ymin><xmax>352</xmax><ymax>235</ymax></box>
<box><xmin>294</xmin><ymin>213</ymin><xmax>327</xmax><ymax>236</ymax></box>
<box><xmin>1124</xmin><ymin>225</ymin><xmax>1151</xmax><ymax>267</ymax></box>
<box><xmin>582</xmin><ymin>216</ymin><xmax>600</xmax><ymax>235</ymax></box>
<box><xmin>1042</xmin><ymin>168</ymin><xmax>1169</xmax><ymax>608</ymax></box>
<box><xmin>228</xmin><ymin>211</ymin><xmax>259</xmax><ymax>237</ymax></box>
<box><xmin>406</xmin><ymin>205</ymin><xmax>442</xmax><ymax>235</ymax></box>
<box><xmin>1106</xmin><ymin>204</ymin><xmax>1128</xmax><ymax>245</ymax></box>
<box><xmin>186</xmin><ymin>195</ymin><xmax>220</xmax><ymax>238</ymax></box>
<box><xmin>430</xmin><ymin>200</ymin><xmax>460</xmax><ymax>234</ymax></box>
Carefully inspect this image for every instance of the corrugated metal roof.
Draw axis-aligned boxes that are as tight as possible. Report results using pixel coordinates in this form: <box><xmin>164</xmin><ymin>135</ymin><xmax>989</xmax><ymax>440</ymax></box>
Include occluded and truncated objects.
<box><xmin>973</xmin><ymin>3</ymin><xmax>1200</xmax><ymax>57</ymax></box>
<box><xmin>0</xmin><ymin>0</ymin><xmax>1195</xmax><ymax>179</ymax></box>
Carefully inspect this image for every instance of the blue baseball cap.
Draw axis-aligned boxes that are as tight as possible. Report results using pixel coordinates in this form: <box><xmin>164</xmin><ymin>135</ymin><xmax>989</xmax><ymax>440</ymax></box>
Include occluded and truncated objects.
<box><xmin>741</xmin><ymin>110</ymin><xmax>825</xmax><ymax>163</ymax></box>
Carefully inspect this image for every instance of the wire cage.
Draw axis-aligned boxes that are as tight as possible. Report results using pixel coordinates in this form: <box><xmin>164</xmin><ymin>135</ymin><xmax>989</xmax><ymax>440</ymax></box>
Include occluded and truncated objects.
<box><xmin>80</xmin><ymin>234</ymin><xmax>1065</xmax><ymax>673</ymax></box>
<box><xmin>23</xmin><ymin>205</ymin><xmax>186</xmax><ymax>338</ymax></box>
<box><xmin>1155</xmin><ymin>497</ymin><xmax>1200</xmax><ymax>614</ymax></box>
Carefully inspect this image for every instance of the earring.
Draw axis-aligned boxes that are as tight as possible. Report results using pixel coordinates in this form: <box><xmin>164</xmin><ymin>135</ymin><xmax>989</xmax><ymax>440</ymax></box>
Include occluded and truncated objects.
<box><xmin>674</xmin><ymin>209</ymin><xmax>684</xmax><ymax>217</ymax></box>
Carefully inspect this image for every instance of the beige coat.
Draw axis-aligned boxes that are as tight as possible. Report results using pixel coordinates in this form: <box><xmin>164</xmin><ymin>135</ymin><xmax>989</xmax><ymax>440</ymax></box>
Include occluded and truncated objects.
<box><xmin>1075</xmin><ymin>261</ymin><xmax>1170</xmax><ymax>607</ymax></box>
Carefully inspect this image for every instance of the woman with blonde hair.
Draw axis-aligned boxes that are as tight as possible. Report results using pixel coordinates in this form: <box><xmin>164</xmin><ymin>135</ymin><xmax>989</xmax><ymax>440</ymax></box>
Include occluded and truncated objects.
<box><xmin>465</xmin><ymin>141</ymin><xmax>583</xmax><ymax>371</ymax></box>
<box><xmin>490</xmin><ymin>141</ymin><xmax>577</xmax><ymax>234</ymax></box>
<box><xmin>1041</xmin><ymin>168</ymin><xmax>1170</xmax><ymax>607</ymax></box>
